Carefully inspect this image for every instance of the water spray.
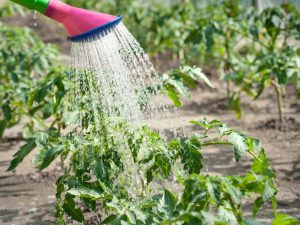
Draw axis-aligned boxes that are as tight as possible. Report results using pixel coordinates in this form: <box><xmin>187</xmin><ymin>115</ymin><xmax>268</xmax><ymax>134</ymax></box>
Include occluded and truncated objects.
<box><xmin>9</xmin><ymin>0</ymin><xmax>178</xmax><ymax>135</ymax></box>
<box><xmin>9</xmin><ymin>0</ymin><xmax>179</xmax><ymax>197</ymax></box>
<box><xmin>9</xmin><ymin>0</ymin><xmax>122</xmax><ymax>41</ymax></box>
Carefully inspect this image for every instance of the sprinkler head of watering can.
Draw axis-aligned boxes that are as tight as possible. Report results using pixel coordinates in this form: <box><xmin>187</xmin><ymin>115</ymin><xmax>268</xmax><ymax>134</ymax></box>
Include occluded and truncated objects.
<box><xmin>9</xmin><ymin>0</ymin><xmax>122</xmax><ymax>41</ymax></box>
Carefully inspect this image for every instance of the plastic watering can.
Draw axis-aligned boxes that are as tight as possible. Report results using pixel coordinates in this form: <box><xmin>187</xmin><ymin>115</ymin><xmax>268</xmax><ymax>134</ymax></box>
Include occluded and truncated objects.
<box><xmin>9</xmin><ymin>0</ymin><xmax>122</xmax><ymax>41</ymax></box>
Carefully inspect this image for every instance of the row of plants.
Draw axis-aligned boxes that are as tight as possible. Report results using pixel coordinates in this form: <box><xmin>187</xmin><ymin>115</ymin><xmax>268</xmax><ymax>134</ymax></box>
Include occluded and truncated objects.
<box><xmin>62</xmin><ymin>0</ymin><xmax>300</xmax><ymax>122</ymax></box>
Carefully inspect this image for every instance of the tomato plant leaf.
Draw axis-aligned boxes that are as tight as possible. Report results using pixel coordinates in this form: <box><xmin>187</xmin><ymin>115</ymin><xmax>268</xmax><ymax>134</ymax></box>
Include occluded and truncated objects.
<box><xmin>67</xmin><ymin>187</ymin><xmax>105</xmax><ymax>199</ymax></box>
<box><xmin>272</xmin><ymin>214</ymin><xmax>300</xmax><ymax>225</ymax></box>
<box><xmin>63</xmin><ymin>197</ymin><xmax>84</xmax><ymax>222</ymax></box>
<box><xmin>228</xmin><ymin>132</ymin><xmax>247</xmax><ymax>162</ymax></box>
<box><xmin>7</xmin><ymin>138</ymin><xmax>37</xmax><ymax>171</ymax></box>
<box><xmin>39</xmin><ymin>145</ymin><xmax>64</xmax><ymax>170</ymax></box>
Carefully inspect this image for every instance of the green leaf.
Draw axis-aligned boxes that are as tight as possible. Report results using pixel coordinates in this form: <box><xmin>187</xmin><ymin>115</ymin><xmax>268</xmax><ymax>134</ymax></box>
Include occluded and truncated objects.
<box><xmin>253</xmin><ymin>197</ymin><xmax>264</xmax><ymax>218</ymax></box>
<box><xmin>39</xmin><ymin>145</ymin><xmax>64</xmax><ymax>170</ymax></box>
<box><xmin>101</xmin><ymin>215</ymin><xmax>119</xmax><ymax>224</ymax></box>
<box><xmin>67</xmin><ymin>187</ymin><xmax>105</xmax><ymax>199</ymax></box>
<box><xmin>272</xmin><ymin>214</ymin><xmax>300</xmax><ymax>225</ymax></box>
<box><xmin>2</xmin><ymin>104</ymin><xmax>12</xmax><ymax>121</ymax></box>
<box><xmin>33</xmin><ymin>131</ymin><xmax>49</xmax><ymax>146</ymax></box>
<box><xmin>191</xmin><ymin>67</ymin><xmax>214</xmax><ymax>88</ymax></box>
<box><xmin>252</xmin><ymin>149</ymin><xmax>274</xmax><ymax>177</ymax></box>
<box><xmin>190</xmin><ymin>118</ymin><xmax>223</xmax><ymax>131</ymax></box>
<box><xmin>0</xmin><ymin>119</ymin><xmax>6</xmax><ymax>139</ymax></box>
<box><xmin>177</xmin><ymin>136</ymin><xmax>203</xmax><ymax>174</ymax></box>
<box><xmin>206</xmin><ymin>178</ymin><xmax>221</xmax><ymax>204</ymax></box>
<box><xmin>228</xmin><ymin>132</ymin><xmax>247</xmax><ymax>162</ymax></box>
<box><xmin>297</xmin><ymin>79</ymin><xmax>300</xmax><ymax>99</ymax></box>
<box><xmin>228</xmin><ymin>93</ymin><xmax>242</xmax><ymax>119</ymax></box>
<box><xmin>63</xmin><ymin>197</ymin><xmax>84</xmax><ymax>222</ymax></box>
<box><xmin>204</xmin><ymin>24</ymin><xmax>214</xmax><ymax>52</ymax></box>
<box><xmin>7</xmin><ymin>138</ymin><xmax>37</xmax><ymax>171</ymax></box>
<box><xmin>224</xmin><ymin>181</ymin><xmax>242</xmax><ymax>205</ymax></box>
<box><xmin>244</xmin><ymin>218</ymin><xmax>265</xmax><ymax>225</ymax></box>
<box><xmin>263</xmin><ymin>178</ymin><xmax>276</xmax><ymax>201</ymax></box>
<box><xmin>165</xmin><ymin>86</ymin><xmax>182</xmax><ymax>107</ymax></box>
<box><xmin>157</xmin><ymin>189</ymin><xmax>177</xmax><ymax>219</ymax></box>
<box><xmin>32</xmin><ymin>83</ymin><xmax>52</xmax><ymax>104</ymax></box>
<box><xmin>125</xmin><ymin>211</ymin><xmax>136</xmax><ymax>224</ymax></box>
<box><xmin>218</xmin><ymin>203</ymin><xmax>237</xmax><ymax>224</ymax></box>
<box><xmin>249</xmin><ymin>25</ymin><xmax>259</xmax><ymax>39</ymax></box>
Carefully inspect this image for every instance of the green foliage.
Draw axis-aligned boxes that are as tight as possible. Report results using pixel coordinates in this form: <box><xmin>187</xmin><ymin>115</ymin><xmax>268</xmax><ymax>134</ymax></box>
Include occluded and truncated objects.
<box><xmin>0</xmin><ymin>1</ymin><xmax>26</xmax><ymax>17</ymax></box>
<box><xmin>6</xmin><ymin>138</ymin><xmax>36</xmax><ymax>171</ymax></box>
<box><xmin>8</xmin><ymin>115</ymin><xmax>284</xmax><ymax>224</ymax></box>
<box><xmin>160</xmin><ymin>66</ymin><xmax>212</xmax><ymax>107</ymax></box>
<box><xmin>272</xmin><ymin>214</ymin><xmax>300</xmax><ymax>225</ymax></box>
<box><xmin>0</xmin><ymin>23</ymin><xmax>68</xmax><ymax>139</ymax></box>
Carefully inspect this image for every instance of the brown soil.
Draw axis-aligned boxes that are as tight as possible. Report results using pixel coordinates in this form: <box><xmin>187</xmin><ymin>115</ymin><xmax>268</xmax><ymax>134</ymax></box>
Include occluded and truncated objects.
<box><xmin>1</xmin><ymin>14</ymin><xmax>300</xmax><ymax>225</ymax></box>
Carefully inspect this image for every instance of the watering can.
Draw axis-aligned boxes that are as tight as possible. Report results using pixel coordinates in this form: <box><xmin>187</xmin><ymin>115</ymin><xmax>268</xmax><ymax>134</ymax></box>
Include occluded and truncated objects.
<box><xmin>9</xmin><ymin>0</ymin><xmax>122</xmax><ymax>41</ymax></box>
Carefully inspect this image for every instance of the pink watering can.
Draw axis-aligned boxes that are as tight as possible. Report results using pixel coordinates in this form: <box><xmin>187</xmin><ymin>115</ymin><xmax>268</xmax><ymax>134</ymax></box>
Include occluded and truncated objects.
<box><xmin>9</xmin><ymin>0</ymin><xmax>122</xmax><ymax>41</ymax></box>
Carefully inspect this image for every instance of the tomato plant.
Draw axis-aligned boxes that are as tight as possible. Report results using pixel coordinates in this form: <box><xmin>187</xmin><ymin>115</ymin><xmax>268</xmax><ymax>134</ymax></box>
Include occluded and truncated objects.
<box><xmin>7</xmin><ymin>116</ymin><xmax>299</xmax><ymax>224</ymax></box>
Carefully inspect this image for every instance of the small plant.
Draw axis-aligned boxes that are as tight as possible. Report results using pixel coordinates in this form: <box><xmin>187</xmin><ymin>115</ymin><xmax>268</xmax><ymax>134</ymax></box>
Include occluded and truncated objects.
<box><xmin>7</xmin><ymin>116</ymin><xmax>300</xmax><ymax>224</ymax></box>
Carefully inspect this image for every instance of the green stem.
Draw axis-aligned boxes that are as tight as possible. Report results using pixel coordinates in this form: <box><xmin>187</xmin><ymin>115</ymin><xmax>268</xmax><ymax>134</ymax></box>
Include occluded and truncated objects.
<box><xmin>224</xmin><ymin>33</ymin><xmax>232</xmax><ymax>98</ymax></box>
<box><xmin>202</xmin><ymin>140</ymin><xmax>262</xmax><ymax>163</ymax></box>
<box><xmin>272</xmin><ymin>80</ymin><xmax>283</xmax><ymax>124</ymax></box>
<box><xmin>201</xmin><ymin>141</ymin><xmax>232</xmax><ymax>147</ymax></box>
<box><xmin>228</xmin><ymin>195</ymin><xmax>244</xmax><ymax>225</ymax></box>
<box><xmin>247</xmin><ymin>150</ymin><xmax>262</xmax><ymax>163</ymax></box>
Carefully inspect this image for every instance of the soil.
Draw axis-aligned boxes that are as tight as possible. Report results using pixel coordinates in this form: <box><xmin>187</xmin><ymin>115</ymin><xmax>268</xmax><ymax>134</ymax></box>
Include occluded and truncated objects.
<box><xmin>0</xmin><ymin>14</ymin><xmax>300</xmax><ymax>225</ymax></box>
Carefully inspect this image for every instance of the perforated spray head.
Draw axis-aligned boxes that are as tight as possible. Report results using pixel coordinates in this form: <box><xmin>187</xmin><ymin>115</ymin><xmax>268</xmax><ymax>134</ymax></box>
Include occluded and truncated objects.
<box><xmin>9</xmin><ymin>0</ymin><xmax>122</xmax><ymax>41</ymax></box>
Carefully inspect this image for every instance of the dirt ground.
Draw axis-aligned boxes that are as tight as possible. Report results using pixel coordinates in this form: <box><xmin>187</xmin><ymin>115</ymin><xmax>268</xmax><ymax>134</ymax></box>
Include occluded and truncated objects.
<box><xmin>0</xmin><ymin>14</ymin><xmax>299</xmax><ymax>225</ymax></box>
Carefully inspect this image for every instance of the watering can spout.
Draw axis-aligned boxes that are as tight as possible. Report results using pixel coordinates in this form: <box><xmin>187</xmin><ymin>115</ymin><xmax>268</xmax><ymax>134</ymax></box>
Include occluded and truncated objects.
<box><xmin>9</xmin><ymin>0</ymin><xmax>122</xmax><ymax>41</ymax></box>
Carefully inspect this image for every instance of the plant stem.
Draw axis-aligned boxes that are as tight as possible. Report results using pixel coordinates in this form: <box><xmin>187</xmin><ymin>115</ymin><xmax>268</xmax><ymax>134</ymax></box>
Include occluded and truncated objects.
<box><xmin>247</xmin><ymin>150</ymin><xmax>262</xmax><ymax>163</ymax></box>
<box><xmin>272</xmin><ymin>80</ymin><xmax>283</xmax><ymax>124</ymax></box>
<box><xmin>201</xmin><ymin>141</ymin><xmax>232</xmax><ymax>147</ymax></box>
<box><xmin>202</xmin><ymin>141</ymin><xmax>262</xmax><ymax>163</ymax></box>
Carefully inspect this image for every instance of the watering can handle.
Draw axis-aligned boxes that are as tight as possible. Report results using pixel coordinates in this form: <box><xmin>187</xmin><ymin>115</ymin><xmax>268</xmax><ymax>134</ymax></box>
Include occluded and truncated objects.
<box><xmin>9</xmin><ymin>0</ymin><xmax>50</xmax><ymax>14</ymax></box>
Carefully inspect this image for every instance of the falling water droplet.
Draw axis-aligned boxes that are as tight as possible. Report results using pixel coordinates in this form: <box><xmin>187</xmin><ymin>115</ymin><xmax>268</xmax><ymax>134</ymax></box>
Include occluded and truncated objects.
<box><xmin>33</xmin><ymin>11</ymin><xmax>37</xmax><ymax>27</ymax></box>
<box><xmin>205</xmin><ymin>165</ymin><xmax>209</xmax><ymax>172</ymax></box>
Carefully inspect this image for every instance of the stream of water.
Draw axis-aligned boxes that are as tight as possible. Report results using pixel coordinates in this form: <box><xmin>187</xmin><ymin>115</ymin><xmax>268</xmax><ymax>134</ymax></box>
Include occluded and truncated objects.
<box><xmin>70</xmin><ymin>22</ymin><xmax>178</xmax><ymax>136</ymax></box>
<box><xmin>69</xmin><ymin>22</ymin><xmax>180</xmax><ymax>197</ymax></box>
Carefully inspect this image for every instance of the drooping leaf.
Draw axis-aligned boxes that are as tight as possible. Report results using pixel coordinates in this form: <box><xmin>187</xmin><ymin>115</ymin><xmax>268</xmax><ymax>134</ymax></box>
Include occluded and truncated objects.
<box><xmin>253</xmin><ymin>197</ymin><xmax>264</xmax><ymax>218</ymax></box>
<box><xmin>63</xmin><ymin>197</ymin><xmax>84</xmax><ymax>222</ymax></box>
<box><xmin>262</xmin><ymin>178</ymin><xmax>276</xmax><ymax>201</ymax></box>
<box><xmin>0</xmin><ymin>119</ymin><xmax>6</xmax><ymax>139</ymax></box>
<box><xmin>177</xmin><ymin>136</ymin><xmax>203</xmax><ymax>174</ymax></box>
<box><xmin>228</xmin><ymin>132</ymin><xmax>247</xmax><ymax>162</ymax></box>
<box><xmin>39</xmin><ymin>145</ymin><xmax>64</xmax><ymax>170</ymax></box>
<box><xmin>165</xmin><ymin>86</ymin><xmax>182</xmax><ymax>107</ymax></box>
<box><xmin>228</xmin><ymin>93</ymin><xmax>242</xmax><ymax>119</ymax></box>
<box><xmin>157</xmin><ymin>189</ymin><xmax>177</xmax><ymax>219</ymax></box>
<box><xmin>7</xmin><ymin>138</ymin><xmax>37</xmax><ymax>171</ymax></box>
